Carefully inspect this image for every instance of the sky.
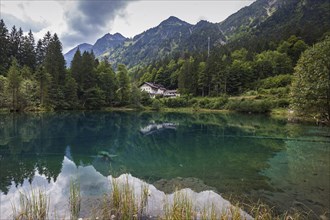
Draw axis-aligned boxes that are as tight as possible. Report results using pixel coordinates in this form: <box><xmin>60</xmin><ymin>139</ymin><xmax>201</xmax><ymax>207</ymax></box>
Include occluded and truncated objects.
<box><xmin>0</xmin><ymin>0</ymin><xmax>255</xmax><ymax>53</ymax></box>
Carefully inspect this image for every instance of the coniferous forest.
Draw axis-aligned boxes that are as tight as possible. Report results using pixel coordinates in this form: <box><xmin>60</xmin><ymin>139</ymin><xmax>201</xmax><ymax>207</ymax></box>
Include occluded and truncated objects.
<box><xmin>0</xmin><ymin>16</ymin><xmax>329</xmax><ymax>122</ymax></box>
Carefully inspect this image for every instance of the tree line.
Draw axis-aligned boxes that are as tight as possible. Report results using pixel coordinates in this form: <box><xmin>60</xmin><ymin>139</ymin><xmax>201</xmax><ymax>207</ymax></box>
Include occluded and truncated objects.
<box><xmin>0</xmin><ymin>18</ymin><xmax>329</xmax><ymax>121</ymax></box>
<box><xmin>0</xmin><ymin>19</ymin><xmax>143</xmax><ymax>111</ymax></box>
<box><xmin>134</xmin><ymin>35</ymin><xmax>308</xmax><ymax>97</ymax></box>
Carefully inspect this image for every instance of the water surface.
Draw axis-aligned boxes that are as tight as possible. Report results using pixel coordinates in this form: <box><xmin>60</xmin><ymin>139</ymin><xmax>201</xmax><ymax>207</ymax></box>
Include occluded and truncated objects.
<box><xmin>0</xmin><ymin>111</ymin><xmax>329</xmax><ymax>216</ymax></box>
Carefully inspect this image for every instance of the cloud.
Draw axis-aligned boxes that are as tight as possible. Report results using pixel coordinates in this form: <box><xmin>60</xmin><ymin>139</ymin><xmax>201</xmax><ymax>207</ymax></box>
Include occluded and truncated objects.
<box><xmin>1</xmin><ymin>13</ymin><xmax>48</xmax><ymax>32</ymax></box>
<box><xmin>61</xmin><ymin>0</ymin><xmax>134</xmax><ymax>50</ymax></box>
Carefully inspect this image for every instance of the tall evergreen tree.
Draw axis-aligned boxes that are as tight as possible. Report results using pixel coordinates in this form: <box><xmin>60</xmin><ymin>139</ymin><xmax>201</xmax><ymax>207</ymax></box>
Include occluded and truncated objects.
<box><xmin>71</xmin><ymin>48</ymin><xmax>82</xmax><ymax>82</ymax></box>
<box><xmin>197</xmin><ymin>62</ymin><xmax>207</xmax><ymax>97</ymax></box>
<box><xmin>6</xmin><ymin>58</ymin><xmax>22</xmax><ymax>111</ymax></box>
<box><xmin>117</xmin><ymin>64</ymin><xmax>130</xmax><ymax>105</ymax></box>
<box><xmin>0</xmin><ymin>19</ymin><xmax>10</xmax><ymax>75</ymax></box>
<box><xmin>35</xmin><ymin>65</ymin><xmax>51</xmax><ymax>107</ymax></box>
<box><xmin>96</xmin><ymin>60</ymin><xmax>117</xmax><ymax>106</ymax></box>
<box><xmin>9</xmin><ymin>26</ymin><xmax>20</xmax><ymax>62</ymax></box>
<box><xmin>44</xmin><ymin>33</ymin><xmax>66</xmax><ymax>108</ymax></box>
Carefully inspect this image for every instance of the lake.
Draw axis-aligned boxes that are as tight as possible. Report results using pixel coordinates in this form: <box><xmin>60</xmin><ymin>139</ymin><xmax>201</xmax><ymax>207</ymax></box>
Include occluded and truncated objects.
<box><xmin>0</xmin><ymin>111</ymin><xmax>329</xmax><ymax>218</ymax></box>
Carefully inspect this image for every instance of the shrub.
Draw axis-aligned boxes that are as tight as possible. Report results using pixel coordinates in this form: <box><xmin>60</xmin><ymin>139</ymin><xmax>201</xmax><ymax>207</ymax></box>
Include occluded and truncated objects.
<box><xmin>257</xmin><ymin>74</ymin><xmax>293</xmax><ymax>89</ymax></box>
<box><xmin>162</xmin><ymin>98</ymin><xmax>189</xmax><ymax>108</ymax></box>
<box><xmin>226</xmin><ymin>99</ymin><xmax>272</xmax><ymax>113</ymax></box>
<box><xmin>151</xmin><ymin>99</ymin><xmax>162</xmax><ymax>111</ymax></box>
<box><xmin>209</xmin><ymin>97</ymin><xmax>228</xmax><ymax>109</ymax></box>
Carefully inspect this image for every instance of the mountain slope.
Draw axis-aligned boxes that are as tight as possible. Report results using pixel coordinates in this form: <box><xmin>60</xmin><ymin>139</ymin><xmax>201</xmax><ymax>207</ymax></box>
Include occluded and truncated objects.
<box><xmin>93</xmin><ymin>32</ymin><xmax>127</xmax><ymax>56</ymax></box>
<box><xmin>219</xmin><ymin>0</ymin><xmax>330</xmax><ymax>45</ymax></box>
<box><xmin>106</xmin><ymin>16</ymin><xmax>226</xmax><ymax>67</ymax></box>
<box><xmin>64</xmin><ymin>33</ymin><xmax>127</xmax><ymax>66</ymax></box>
<box><xmin>64</xmin><ymin>43</ymin><xmax>93</xmax><ymax>67</ymax></box>
<box><xmin>64</xmin><ymin>0</ymin><xmax>330</xmax><ymax>68</ymax></box>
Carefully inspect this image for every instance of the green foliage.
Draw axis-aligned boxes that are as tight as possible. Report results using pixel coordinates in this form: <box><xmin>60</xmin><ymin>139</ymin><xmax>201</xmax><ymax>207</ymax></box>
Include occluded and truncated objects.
<box><xmin>6</xmin><ymin>58</ymin><xmax>22</xmax><ymax>110</ymax></box>
<box><xmin>0</xmin><ymin>75</ymin><xmax>8</xmax><ymax>107</ymax></box>
<box><xmin>291</xmin><ymin>36</ymin><xmax>330</xmax><ymax>121</ymax></box>
<box><xmin>257</xmin><ymin>74</ymin><xmax>293</xmax><ymax>89</ymax></box>
<box><xmin>140</xmin><ymin>91</ymin><xmax>152</xmax><ymax>106</ymax></box>
<box><xmin>162</xmin><ymin>97</ymin><xmax>189</xmax><ymax>108</ymax></box>
<box><xmin>117</xmin><ymin>64</ymin><xmax>130</xmax><ymax>106</ymax></box>
<box><xmin>151</xmin><ymin>99</ymin><xmax>162</xmax><ymax>111</ymax></box>
<box><xmin>63</xmin><ymin>74</ymin><xmax>78</xmax><ymax>109</ymax></box>
<box><xmin>226</xmin><ymin>99</ymin><xmax>272</xmax><ymax>113</ymax></box>
<box><xmin>253</xmin><ymin>50</ymin><xmax>293</xmax><ymax>79</ymax></box>
<box><xmin>96</xmin><ymin>60</ymin><xmax>118</xmax><ymax>106</ymax></box>
<box><xmin>83</xmin><ymin>87</ymin><xmax>106</xmax><ymax>109</ymax></box>
<box><xmin>129</xmin><ymin>84</ymin><xmax>142</xmax><ymax>107</ymax></box>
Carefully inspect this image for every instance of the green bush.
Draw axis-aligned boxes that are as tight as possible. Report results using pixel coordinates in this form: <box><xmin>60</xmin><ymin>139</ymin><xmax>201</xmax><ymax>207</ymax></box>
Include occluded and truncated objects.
<box><xmin>140</xmin><ymin>91</ymin><xmax>152</xmax><ymax>106</ymax></box>
<box><xmin>257</xmin><ymin>74</ymin><xmax>292</xmax><ymax>89</ymax></box>
<box><xmin>273</xmin><ymin>98</ymin><xmax>290</xmax><ymax>108</ymax></box>
<box><xmin>226</xmin><ymin>99</ymin><xmax>272</xmax><ymax>113</ymax></box>
<box><xmin>198</xmin><ymin>98</ymin><xmax>211</xmax><ymax>108</ymax></box>
<box><xmin>162</xmin><ymin>98</ymin><xmax>189</xmax><ymax>108</ymax></box>
<box><xmin>209</xmin><ymin>97</ymin><xmax>228</xmax><ymax>109</ymax></box>
<box><xmin>151</xmin><ymin>99</ymin><xmax>162</xmax><ymax>111</ymax></box>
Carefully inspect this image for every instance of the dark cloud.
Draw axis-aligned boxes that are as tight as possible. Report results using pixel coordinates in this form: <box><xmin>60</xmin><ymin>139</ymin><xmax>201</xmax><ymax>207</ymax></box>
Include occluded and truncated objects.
<box><xmin>62</xmin><ymin>0</ymin><xmax>134</xmax><ymax>51</ymax></box>
<box><xmin>1</xmin><ymin>13</ymin><xmax>48</xmax><ymax>32</ymax></box>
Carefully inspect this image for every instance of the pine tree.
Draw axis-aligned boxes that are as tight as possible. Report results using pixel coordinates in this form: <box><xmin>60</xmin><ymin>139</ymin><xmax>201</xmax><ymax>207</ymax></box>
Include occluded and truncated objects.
<box><xmin>63</xmin><ymin>73</ymin><xmax>78</xmax><ymax>109</ymax></box>
<box><xmin>117</xmin><ymin>64</ymin><xmax>130</xmax><ymax>105</ymax></box>
<box><xmin>0</xmin><ymin>19</ymin><xmax>10</xmax><ymax>75</ymax></box>
<box><xmin>6</xmin><ymin>58</ymin><xmax>22</xmax><ymax>111</ymax></box>
<box><xmin>96</xmin><ymin>60</ymin><xmax>117</xmax><ymax>106</ymax></box>
<box><xmin>197</xmin><ymin>62</ymin><xmax>207</xmax><ymax>97</ymax></box>
<box><xmin>35</xmin><ymin>65</ymin><xmax>51</xmax><ymax>107</ymax></box>
<box><xmin>44</xmin><ymin>33</ymin><xmax>66</xmax><ymax>108</ymax></box>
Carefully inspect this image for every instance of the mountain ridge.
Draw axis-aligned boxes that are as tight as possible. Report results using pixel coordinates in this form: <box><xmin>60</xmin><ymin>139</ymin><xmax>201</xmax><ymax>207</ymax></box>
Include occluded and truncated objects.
<box><xmin>64</xmin><ymin>0</ymin><xmax>330</xmax><ymax>68</ymax></box>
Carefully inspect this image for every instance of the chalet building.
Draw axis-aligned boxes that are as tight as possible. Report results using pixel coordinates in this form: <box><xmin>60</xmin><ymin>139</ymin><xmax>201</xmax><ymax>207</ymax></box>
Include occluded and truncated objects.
<box><xmin>139</xmin><ymin>82</ymin><xmax>180</xmax><ymax>98</ymax></box>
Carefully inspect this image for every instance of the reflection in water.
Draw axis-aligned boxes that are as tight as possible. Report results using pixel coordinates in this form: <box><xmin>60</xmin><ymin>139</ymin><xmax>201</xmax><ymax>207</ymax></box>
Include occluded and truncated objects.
<box><xmin>0</xmin><ymin>157</ymin><xmax>252</xmax><ymax>219</ymax></box>
<box><xmin>0</xmin><ymin>111</ymin><xmax>329</xmax><ymax>216</ymax></box>
<box><xmin>140</xmin><ymin>122</ymin><xmax>178</xmax><ymax>135</ymax></box>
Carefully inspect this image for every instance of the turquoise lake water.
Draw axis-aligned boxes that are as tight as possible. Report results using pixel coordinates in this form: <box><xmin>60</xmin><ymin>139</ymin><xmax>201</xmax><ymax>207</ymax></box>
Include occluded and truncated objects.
<box><xmin>0</xmin><ymin>111</ymin><xmax>329</xmax><ymax>217</ymax></box>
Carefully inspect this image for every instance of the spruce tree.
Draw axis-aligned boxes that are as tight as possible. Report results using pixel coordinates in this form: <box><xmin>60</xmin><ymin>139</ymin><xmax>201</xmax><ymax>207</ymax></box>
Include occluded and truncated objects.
<box><xmin>117</xmin><ymin>64</ymin><xmax>130</xmax><ymax>105</ymax></box>
<box><xmin>0</xmin><ymin>19</ymin><xmax>10</xmax><ymax>75</ymax></box>
<box><xmin>6</xmin><ymin>58</ymin><xmax>22</xmax><ymax>111</ymax></box>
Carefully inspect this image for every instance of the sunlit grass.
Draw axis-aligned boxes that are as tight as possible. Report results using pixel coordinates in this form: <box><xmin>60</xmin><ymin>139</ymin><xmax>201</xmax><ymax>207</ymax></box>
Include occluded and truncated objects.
<box><xmin>69</xmin><ymin>179</ymin><xmax>81</xmax><ymax>220</ymax></box>
<box><xmin>162</xmin><ymin>190</ymin><xmax>196</xmax><ymax>220</ymax></box>
<box><xmin>12</xmin><ymin>188</ymin><xmax>49</xmax><ymax>220</ymax></box>
<box><xmin>97</xmin><ymin>176</ymin><xmax>149</xmax><ymax>220</ymax></box>
<box><xmin>9</xmin><ymin>180</ymin><xmax>322</xmax><ymax>220</ymax></box>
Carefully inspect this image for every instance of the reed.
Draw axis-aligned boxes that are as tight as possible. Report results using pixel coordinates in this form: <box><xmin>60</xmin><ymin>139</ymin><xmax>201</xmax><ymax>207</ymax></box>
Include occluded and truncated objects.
<box><xmin>69</xmin><ymin>179</ymin><xmax>81</xmax><ymax>220</ymax></box>
<box><xmin>12</xmin><ymin>188</ymin><xmax>49</xmax><ymax>220</ymax></box>
<box><xmin>162</xmin><ymin>190</ymin><xmax>196</xmax><ymax>220</ymax></box>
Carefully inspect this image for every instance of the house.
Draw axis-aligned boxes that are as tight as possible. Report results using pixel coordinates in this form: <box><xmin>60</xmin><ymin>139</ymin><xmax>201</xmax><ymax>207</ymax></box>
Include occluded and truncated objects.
<box><xmin>139</xmin><ymin>82</ymin><xmax>180</xmax><ymax>98</ymax></box>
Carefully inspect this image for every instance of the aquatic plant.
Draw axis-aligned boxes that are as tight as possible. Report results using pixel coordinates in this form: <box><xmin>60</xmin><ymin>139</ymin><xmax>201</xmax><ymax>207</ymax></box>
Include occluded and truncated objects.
<box><xmin>162</xmin><ymin>190</ymin><xmax>196</xmax><ymax>220</ymax></box>
<box><xmin>12</xmin><ymin>188</ymin><xmax>49</xmax><ymax>220</ymax></box>
<box><xmin>69</xmin><ymin>179</ymin><xmax>81</xmax><ymax>220</ymax></box>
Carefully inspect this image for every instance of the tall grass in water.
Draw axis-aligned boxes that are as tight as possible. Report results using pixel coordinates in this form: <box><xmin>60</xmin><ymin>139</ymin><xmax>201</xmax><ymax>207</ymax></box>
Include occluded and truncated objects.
<box><xmin>12</xmin><ymin>188</ymin><xmax>49</xmax><ymax>220</ymax></box>
<box><xmin>100</xmin><ymin>177</ymin><xmax>149</xmax><ymax>219</ymax></box>
<box><xmin>69</xmin><ymin>179</ymin><xmax>81</xmax><ymax>220</ymax></box>
<box><xmin>162</xmin><ymin>190</ymin><xmax>196</xmax><ymax>220</ymax></box>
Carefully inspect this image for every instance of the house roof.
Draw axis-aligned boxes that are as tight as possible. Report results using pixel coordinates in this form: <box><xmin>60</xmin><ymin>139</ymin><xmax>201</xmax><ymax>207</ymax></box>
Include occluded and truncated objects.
<box><xmin>140</xmin><ymin>82</ymin><xmax>166</xmax><ymax>90</ymax></box>
<box><xmin>164</xmin><ymin>90</ymin><xmax>177</xmax><ymax>93</ymax></box>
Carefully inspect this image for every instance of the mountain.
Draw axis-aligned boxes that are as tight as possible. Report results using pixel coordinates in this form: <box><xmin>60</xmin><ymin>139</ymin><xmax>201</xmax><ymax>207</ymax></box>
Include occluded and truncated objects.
<box><xmin>219</xmin><ymin>0</ymin><xmax>330</xmax><ymax>45</ymax></box>
<box><xmin>64</xmin><ymin>43</ymin><xmax>92</xmax><ymax>67</ymax></box>
<box><xmin>64</xmin><ymin>33</ymin><xmax>127</xmax><ymax>67</ymax></box>
<box><xmin>92</xmin><ymin>32</ymin><xmax>127</xmax><ymax>56</ymax></box>
<box><xmin>64</xmin><ymin>0</ymin><xmax>330</xmax><ymax>68</ymax></box>
<box><xmin>105</xmin><ymin>16</ymin><xmax>226</xmax><ymax>67</ymax></box>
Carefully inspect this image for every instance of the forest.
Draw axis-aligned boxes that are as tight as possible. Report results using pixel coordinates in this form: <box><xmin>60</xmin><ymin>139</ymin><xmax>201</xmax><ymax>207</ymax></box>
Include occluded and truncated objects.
<box><xmin>0</xmin><ymin>19</ymin><xmax>329</xmax><ymax>121</ymax></box>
